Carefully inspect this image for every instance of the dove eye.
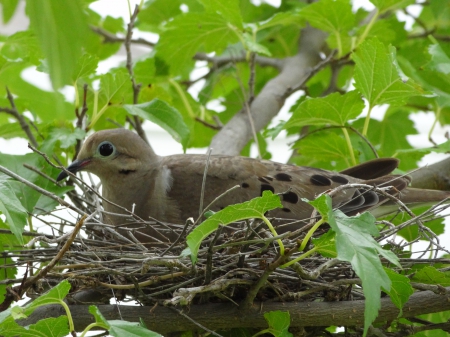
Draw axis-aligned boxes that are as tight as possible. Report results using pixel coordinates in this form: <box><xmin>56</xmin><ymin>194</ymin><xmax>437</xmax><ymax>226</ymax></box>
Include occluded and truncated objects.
<box><xmin>98</xmin><ymin>141</ymin><xmax>115</xmax><ymax>157</ymax></box>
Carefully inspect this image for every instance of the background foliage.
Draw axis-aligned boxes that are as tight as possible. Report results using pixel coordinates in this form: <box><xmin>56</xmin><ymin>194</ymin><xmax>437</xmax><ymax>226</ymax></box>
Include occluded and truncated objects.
<box><xmin>0</xmin><ymin>0</ymin><xmax>450</xmax><ymax>336</ymax></box>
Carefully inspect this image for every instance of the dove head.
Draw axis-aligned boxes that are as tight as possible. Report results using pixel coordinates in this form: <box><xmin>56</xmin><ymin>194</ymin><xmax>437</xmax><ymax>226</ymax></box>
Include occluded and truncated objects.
<box><xmin>57</xmin><ymin>129</ymin><xmax>156</xmax><ymax>182</ymax></box>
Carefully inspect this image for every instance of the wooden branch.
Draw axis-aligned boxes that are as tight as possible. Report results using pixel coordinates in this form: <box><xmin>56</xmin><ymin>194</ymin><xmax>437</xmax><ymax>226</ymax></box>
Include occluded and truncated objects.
<box><xmin>209</xmin><ymin>26</ymin><xmax>328</xmax><ymax>155</ymax></box>
<box><xmin>409</xmin><ymin>157</ymin><xmax>450</xmax><ymax>191</ymax></box>
<box><xmin>18</xmin><ymin>287</ymin><xmax>450</xmax><ymax>335</ymax></box>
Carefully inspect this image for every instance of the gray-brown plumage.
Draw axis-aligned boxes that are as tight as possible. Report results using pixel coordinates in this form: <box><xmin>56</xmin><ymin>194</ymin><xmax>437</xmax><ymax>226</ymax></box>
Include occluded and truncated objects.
<box><xmin>57</xmin><ymin>129</ymin><xmax>450</xmax><ymax>239</ymax></box>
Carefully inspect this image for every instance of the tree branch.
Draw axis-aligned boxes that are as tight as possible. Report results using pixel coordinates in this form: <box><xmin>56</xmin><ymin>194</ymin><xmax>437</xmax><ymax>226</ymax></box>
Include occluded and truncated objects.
<box><xmin>19</xmin><ymin>287</ymin><xmax>450</xmax><ymax>335</ymax></box>
<box><xmin>209</xmin><ymin>26</ymin><xmax>328</xmax><ymax>155</ymax></box>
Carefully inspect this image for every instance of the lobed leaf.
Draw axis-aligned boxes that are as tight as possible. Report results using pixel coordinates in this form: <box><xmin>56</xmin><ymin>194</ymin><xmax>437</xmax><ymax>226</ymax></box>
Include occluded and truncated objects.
<box><xmin>183</xmin><ymin>191</ymin><xmax>283</xmax><ymax>263</ymax></box>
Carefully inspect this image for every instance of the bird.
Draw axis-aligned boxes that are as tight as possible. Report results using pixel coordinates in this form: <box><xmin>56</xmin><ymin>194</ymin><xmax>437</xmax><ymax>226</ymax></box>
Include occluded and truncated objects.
<box><xmin>57</xmin><ymin>128</ymin><xmax>450</xmax><ymax>242</ymax></box>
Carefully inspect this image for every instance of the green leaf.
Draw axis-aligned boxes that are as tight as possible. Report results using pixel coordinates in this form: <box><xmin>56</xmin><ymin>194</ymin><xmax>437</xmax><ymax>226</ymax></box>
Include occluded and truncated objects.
<box><xmin>257</xmin><ymin>12</ymin><xmax>302</xmax><ymax>31</ymax></box>
<box><xmin>0</xmin><ymin>175</ymin><xmax>27</xmax><ymax>245</ymax></box>
<box><xmin>292</xmin><ymin>132</ymin><xmax>353</xmax><ymax>167</ymax></box>
<box><xmin>309</xmin><ymin>195</ymin><xmax>400</xmax><ymax>337</ymax></box>
<box><xmin>243</xmin><ymin>32</ymin><xmax>271</xmax><ymax>56</ymax></box>
<box><xmin>312</xmin><ymin>231</ymin><xmax>337</xmax><ymax>258</ymax></box>
<box><xmin>332</xmin><ymin>210</ymin><xmax>399</xmax><ymax>335</ymax></box>
<box><xmin>299</xmin><ymin>0</ymin><xmax>355</xmax><ymax>32</ymax></box>
<box><xmin>263</xmin><ymin>311</ymin><xmax>293</xmax><ymax>337</ymax></box>
<box><xmin>88</xmin><ymin>306</ymin><xmax>110</xmax><ymax>330</ymax></box>
<box><xmin>397</xmin><ymin>139</ymin><xmax>450</xmax><ymax>155</ymax></box>
<box><xmin>384</xmin><ymin>268</ymin><xmax>413</xmax><ymax>316</ymax></box>
<box><xmin>198</xmin><ymin>0</ymin><xmax>243</xmax><ymax>28</ymax></box>
<box><xmin>353</xmin><ymin>38</ymin><xmax>424</xmax><ymax>108</ymax></box>
<box><xmin>24</xmin><ymin>280</ymin><xmax>71</xmax><ymax>315</ymax></box>
<box><xmin>108</xmin><ymin>320</ymin><xmax>163</xmax><ymax>337</ymax></box>
<box><xmin>26</xmin><ymin>0</ymin><xmax>90</xmax><ymax>89</ymax></box>
<box><xmin>0</xmin><ymin>220</ymin><xmax>18</xmax><ymax>301</ymax></box>
<box><xmin>299</xmin><ymin>0</ymin><xmax>355</xmax><ymax>56</ymax></box>
<box><xmin>369</xmin><ymin>0</ymin><xmax>415</xmax><ymax>14</ymax></box>
<box><xmin>412</xmin><ymin>266</ymin><xmax>450</xmax><ymax>286</ymax></box>
<box><xmin>286</xmin><ymin>91</ymin><xmax>364</xmax><ymax>128</ymax></box>
<box><xmin>0</xmin><ymin>316</ymin><xmax>69</xmax><ymax>337</ymax></box>
<box><xmin>138</xmin><ymin>0</ymin><xmax>183</xmax><ymax>31</ymax></box>
<box><xmin>49</xmin><ymin>128</ymin><xmax>86</xmax><ymax>149</ymax></box>
<box><xmin>183</xmin><ymin>191</ymin><xmax>283</xmax><ymax>263</ymax></box>
<box><xmin>72</xmin><ymin>53</ymin><xmax>99</xmax><ymax>82</ymax></box>
<box><xmin>124</xmin><ymin>99</ymin><xmax>190</xmax><ymax>150</ymax></box>
<box><xmin>0</xmin><ymin>0</ymin><xmax>19</xmax><ymax>24</ymax></box>
<box><xmin>0</xmin><ymin>153</ymin><xmax>71</xmax><ymax>215</ymax></box>
<box><xmin>1</xmin><ymin>30</ymin><xmax>41</xmax><ymax>64</ymax></box>
<box><xmin>91</xmin><ymin>69</ymin><xmax>131</xmax><ymax>127</ymax></box>
<box><xmin>427</xmin><ymin>42</ymin><xmax>450</xmax><ymax>75</ymax></box>
<box><xmin>156</xmin><ymin>12</ymin><xmax>240</xmax><ymax>74</ymax></box>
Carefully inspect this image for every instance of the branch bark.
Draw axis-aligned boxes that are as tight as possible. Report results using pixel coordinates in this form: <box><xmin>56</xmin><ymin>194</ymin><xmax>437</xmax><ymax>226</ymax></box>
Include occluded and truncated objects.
<box><xmin>209</xmin><ymin>26</ymin><xmax>328</xmax><ymax>155</ymax></box>
<box><xmin>19</xmin><ymin>287</ymin><xmax>450</xmax><ymax>335</ymax></box>
<box><xmin>409</xmin><ymin>157</ymin><xmax>450</xmax><ymax>190</ymax></box>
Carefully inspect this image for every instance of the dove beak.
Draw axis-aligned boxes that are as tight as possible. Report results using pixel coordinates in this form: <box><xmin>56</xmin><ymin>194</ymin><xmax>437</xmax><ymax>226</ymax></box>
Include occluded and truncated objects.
<box><xmin>57</xmin><ymin>159</ymin><xmax>91</xmax><ymax>181</ymax></box>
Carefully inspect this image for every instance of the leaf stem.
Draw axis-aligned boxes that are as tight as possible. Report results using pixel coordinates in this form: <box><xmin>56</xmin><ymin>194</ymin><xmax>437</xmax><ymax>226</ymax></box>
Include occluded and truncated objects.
<box><xmin>262</xmin><ymin>215</ymin><xmax>285</xmax><ymax>255</ymax></box>
<box><xmin>281</xmin><ymin>246</ymin><xmax>318</xmax><ymax>269</ymax></box>
<box><xmin>59</xmin><ymin>300</ymin><xmax>74</xmax><ymax>332</ymax></box>
<box><xmin>362</xmin><ymin>105</ymin><xmax>373</xmax><ymax>136</ymax></box>
<box><xmin>299</xmin><ymin>218</ymin><xmax>325</xmax><ymax>252</ymax></box>
<box><xmin>169</xmin><ymin>78</ymin><xmax>195</xmax><ymax>118</ymax></box>
<box><xmin>357</xmin><ymin>9</ymin><xmax>379</xmax><ymax>47</ymax></box>
<box><xmin>428</xmin><ymin>105</ymin><xmax>441</xmax><ymax>142</ymax></box>
<box><xmin>342</xmin><ymin>127</ymin><xmax>356</xmax><ymax>165</ymax></box>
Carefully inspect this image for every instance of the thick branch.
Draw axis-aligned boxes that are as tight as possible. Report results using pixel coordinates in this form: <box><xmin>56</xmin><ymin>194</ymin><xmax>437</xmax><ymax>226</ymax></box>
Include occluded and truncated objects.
<box><xmin>19</xmin><ymin>287</ymin><xmax>450</xmax><ymax>334</ymax></box>
<box><xmin>209</xmin><ymin>26</ymin><xmax>328</xmax><ymax>155</ymax></box>
<box><xmin>409</xmin><ymin>157</ymin><xmax>450</xmax><ymax>190</ymax></box>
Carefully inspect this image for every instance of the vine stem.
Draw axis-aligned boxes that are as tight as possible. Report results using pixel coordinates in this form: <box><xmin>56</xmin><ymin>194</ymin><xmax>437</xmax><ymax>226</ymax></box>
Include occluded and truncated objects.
<box><xmin>342</xmin><ymin>127</ymin><xmax>356</xmax><ymax>166</ymax></box>
<box><xmin>362</xmin><ymin>105</ymin><xmax>373</xmax><ymax>136</ymax></box>
<box><xmin>261</xmin><ymin>215</ymin><xmax>285</xmax><ymax>256</ymax></box>
<box><xmin>299</xmin><ymin>218</ymin><xmax>325</xmax><ymax>252</ymax></box>
<box><xmin>357</xmin><ymin>9</ymin><xmax>379</xmax><ymax>47</ymax></box>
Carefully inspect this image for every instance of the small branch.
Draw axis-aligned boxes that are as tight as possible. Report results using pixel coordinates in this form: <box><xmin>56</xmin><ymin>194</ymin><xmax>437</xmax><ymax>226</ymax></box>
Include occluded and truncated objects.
<box><xmin>194</xmin><ymin>116</ymin><xmax>222</xmax><ymax>130</ymax></box>
<box><xmin>0</xmin><ymin>87</ymin><xmax>38</xmax><ymax>148</ymax></box>
<box><xmin>0</xmin><ymin>164</ymin><xmax>85</xmax><ymax>216</ymax></box>
<box><xmin>194</xmin><ymin>52</ymin><xmax>284</xmax><ymax>71</ymax></box>
<box><xmin>0</xmin><ymin>215</ymin><xmax>86</xmax><ymax>311</ymax></box>
<box><xmin>90</xmin><ymin>26</ymin><xmax>155</xmax><ymax>47</ymax></box>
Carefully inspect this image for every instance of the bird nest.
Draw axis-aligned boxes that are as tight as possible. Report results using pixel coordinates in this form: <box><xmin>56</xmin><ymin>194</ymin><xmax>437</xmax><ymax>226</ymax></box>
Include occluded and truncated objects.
<box><xmin>8</xmin><ymin>176</ymin><xmax>450</xmax><ymax>312</ymax></box>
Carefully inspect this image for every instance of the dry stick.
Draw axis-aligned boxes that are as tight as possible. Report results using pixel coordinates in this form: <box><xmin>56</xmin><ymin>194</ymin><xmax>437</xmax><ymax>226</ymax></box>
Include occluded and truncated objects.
<box><xmin>241</xmin><ymin>253</ymin><xmax>290</xmax><ymax>310</ymax></box>
<box><xmin>23</xmin><ymin>164</ymin><xmax>59</xmax><ymax>184</ymax></box>
<box><xmin>124</xmin><ymin>4</ymin><xmax>146</xmax><ymax>145</ymax></box>
<box><xmin>195</xmin><ymin>52</ymin><xmax>284</xmax><ymax>70</ymax></box>
<box><xmin>194</xmin><ymin>116</ymin><xmax>222</xmax><ymax>130</ymax></box>
<box><xmin>0</xmin><ymin>215</ymin><xmax>87</xmax><ymax>312</ymax></box>
<box><xmin>168</xmin><ymin>306</ymin><xmax>224</xmax><ymax>337</ymax></box>
<box><xmin>0</xmin><ymin>164</ymin><xmax>85</xmax><ymax>216</ymax></box>
<box><xmin>199</xmin><ymin>148</ymin><xmax>213</xmax><ymax>219</ymax></box>
<box><xmin>90</xmin><ymin>26</ymin><xmax>155</xmax><ymax>47</ymax></box>
<box><xmin>235</xmin><ymin>53</ymin><xmax>261</xmax><ymax>159</ymax></box>
<box><xmin>205</xmin><ymin>225</ymin><xmax>223</xmax><ymax>285</ymax></box>
<box><xmin>160</xmin><ymin>217</ymin><xmax>194</xmax><ymax>257</ymax></box>
<box><xmin>193</xmin><ymin>185</ymin><xmax>241</xmax><ymax>227</ymax></box>
<box><xmin>0</xmin><ymin>87</ymin><xmax>38</xmax><ymax>148</ymax></box>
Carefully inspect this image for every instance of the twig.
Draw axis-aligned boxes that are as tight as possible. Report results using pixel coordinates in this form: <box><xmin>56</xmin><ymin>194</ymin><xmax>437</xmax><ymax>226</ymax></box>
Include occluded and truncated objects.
<box><xmin>90</xmin><ymin>26</ymin><xmax>155</xmax><ymax>47</ymax></box>
<box><xmin>124</xmin><ymin>5</ymin><xmax>146</xmax><ymax>144</ymax></box>
<box><xmin>199</xmin><ymin>148</ymin><xmax>213</xmax><ymax>218</ymax></box>
<box><xmin>205</xmin><ymin>225</ymin><xmax>223</xmax><ymax>284</ymax></box>
<box><xmin>168</xmin><ymin>306</ymin><xmax>224</xmax><ymax>337</ymax></box>
<box><xmin>0</xmin><ymin>215</ymin><xmax>86</xmax><ymax>312</ymax></box>
<box><xmin>193</xmin><ymin>185</ymin><xmax>241</xmax><ymax>227</ymax></box>
<box><xmin>0</xmin><ymin>87</ymin><xmax>38</xmax><ymax>148</ymax></box>
<box><xmin>0</xmin><ymin>164</ymin><xmax>85</xmax><ymax>216</ymax></box>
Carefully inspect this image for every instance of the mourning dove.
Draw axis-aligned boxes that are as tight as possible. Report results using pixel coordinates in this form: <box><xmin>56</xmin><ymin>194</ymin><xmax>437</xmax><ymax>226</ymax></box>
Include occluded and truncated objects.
<box><xmin>57</xmin><ymin>129</ymin><xmax>450</xmax><ymax>239</ymax></box>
